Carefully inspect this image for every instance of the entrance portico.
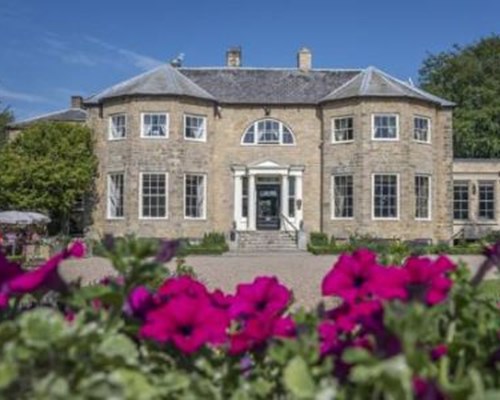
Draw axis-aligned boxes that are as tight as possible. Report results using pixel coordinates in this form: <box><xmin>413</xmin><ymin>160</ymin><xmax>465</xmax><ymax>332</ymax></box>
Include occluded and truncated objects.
<box><xmin>232</xmin><ymin>160</ymin><xmax>304</xmax><ymax>231</ymax></box>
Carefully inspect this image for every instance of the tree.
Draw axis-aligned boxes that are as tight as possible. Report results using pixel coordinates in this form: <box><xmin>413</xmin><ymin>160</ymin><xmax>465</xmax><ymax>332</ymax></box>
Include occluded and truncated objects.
<box><xmin>0</xmin><ymin>122</ymin><xmax>97</xmax><ymax>232</ymax></box>
<box><xmin>0</xmin><ymin>101</ymin><xmax>14</xmax><ymax>147</ymax></box>
<box><xmin>419</xmin><ymin>35</ymin><xmax>500</xmax><ymax>158</ymax></box>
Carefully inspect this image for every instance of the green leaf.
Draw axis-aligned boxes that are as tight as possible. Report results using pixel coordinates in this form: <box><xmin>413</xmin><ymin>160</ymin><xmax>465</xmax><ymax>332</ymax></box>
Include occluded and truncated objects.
<box><xmin>283</xmin><ymin>356</ymin><xmax>315</xmax><ymax>399</ymax></box>
<box><xmin>96</xmin><ymin>334</ymin><xmax>138</xmax><ymax>365</ymax></box>
<box><xmin>342</xmin><ymin>347</ymin><xmax>374</xmax><ymax>364</ymax></box>
<box><xmin>19</xmin><ymin>308</ymin><xmax>66</xmax><ymax>348</ymax></box>
<box><xmin>0</xmin><ymin>362</ymin><xmax>18</xmax><ymax>390</ymax></box>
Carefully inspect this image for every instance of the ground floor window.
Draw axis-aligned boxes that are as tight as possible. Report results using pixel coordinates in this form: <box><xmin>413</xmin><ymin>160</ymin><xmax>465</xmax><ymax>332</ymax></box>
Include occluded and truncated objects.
<box><xmin>373</xmin><ymin>174</ymin><xmax>398</xmax><ymax>219</ymax></box>
<box><xmin>107</xmin><ymin>173</ymin><xmax>124</xmax><ymax>218</ymax></box>
<box><xmin>242</xmin><ymin>176</ymin><xmax>248</xmax><ymax>218</ymax></box>
<box><xmin>453</xmin><ymin>181</ymin><xmax>469</xmax><ymax>220</ymax></box>
<box><xmin>185</xmin><ymin>174</ymin><xmax>206</xmax><ymax>219</ymax></box>
<box><xmin>332</xmin><ymin>175</ymin><xmax>353</xmax><ymax>218</ymax></box>
<box><xmin>415</xmin><ymin>175</ymin><xmax>431</xmax><ymax>219</ymax></box>
<box><xmin>478</xmin><ymin>181</ymin><xmax>495</xmax><ymax>220</ymax></box>
<box><xmin>140</xmin><ymin>173</ymin><xmax>167</xmax><ymax>218</ymax></box>
<box><xmin>288</xmin><ymin>176</ymin><xmax>296</xmax><ymax>218</ymax></box>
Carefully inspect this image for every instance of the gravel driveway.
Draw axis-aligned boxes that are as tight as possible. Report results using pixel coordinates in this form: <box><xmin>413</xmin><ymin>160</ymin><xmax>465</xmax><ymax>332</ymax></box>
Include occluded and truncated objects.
<box><xmin>60</xmin><ymin>252</ymin><xmax>498</xmax><ymax>310</ymax></box>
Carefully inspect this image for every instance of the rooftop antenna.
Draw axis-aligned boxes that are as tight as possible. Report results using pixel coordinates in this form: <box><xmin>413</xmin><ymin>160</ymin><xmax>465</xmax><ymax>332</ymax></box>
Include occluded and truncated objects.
<box><xmin>170</xmin><ymin>53</ymin><xmax>185</xmax><ymax>68</ymax></box>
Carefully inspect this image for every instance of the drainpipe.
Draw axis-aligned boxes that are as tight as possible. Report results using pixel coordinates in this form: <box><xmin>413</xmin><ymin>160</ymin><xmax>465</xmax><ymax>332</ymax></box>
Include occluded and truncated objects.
<box><xmin>319</xmin><ymin>107</ymin><xmax>324</xmax><ymax>233</ymax></box>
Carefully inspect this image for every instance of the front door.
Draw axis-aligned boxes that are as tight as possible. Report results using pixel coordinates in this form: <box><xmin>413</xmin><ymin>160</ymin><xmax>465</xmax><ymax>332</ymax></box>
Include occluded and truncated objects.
<box><xmin>256</xmin><ymin>184</ymin><xmax>280</xmax><ymax>230</ymax></box>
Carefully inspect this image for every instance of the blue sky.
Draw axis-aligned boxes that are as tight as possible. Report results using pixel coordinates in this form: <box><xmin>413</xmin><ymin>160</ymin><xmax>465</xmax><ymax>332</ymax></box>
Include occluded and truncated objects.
<box><xmin>0</xmin><ymin>0</ymin><xmax>498</xmax><ymax>120</ymax></box>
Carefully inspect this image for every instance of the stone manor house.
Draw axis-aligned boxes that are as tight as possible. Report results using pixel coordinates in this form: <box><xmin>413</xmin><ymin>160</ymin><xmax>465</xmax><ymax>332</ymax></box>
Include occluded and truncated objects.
<box><xmin>10</xmin><ymin>48</ymin><xmax>500</xmax><ymax>249</ymax></box>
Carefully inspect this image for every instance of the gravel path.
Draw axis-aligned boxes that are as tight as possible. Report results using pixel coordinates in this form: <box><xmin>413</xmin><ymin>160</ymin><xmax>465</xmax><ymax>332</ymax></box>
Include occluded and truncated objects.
<box><xmin>60</xmin><ymin>253</ymin><xmax>498</xmax><ymax>310</ymax></box>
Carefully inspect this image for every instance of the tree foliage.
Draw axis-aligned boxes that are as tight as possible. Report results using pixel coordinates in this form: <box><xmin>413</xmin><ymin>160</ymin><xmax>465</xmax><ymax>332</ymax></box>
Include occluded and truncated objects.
<box><xmin>419</xmin><ymin>35</ymin><xmax>500</xmax><ymax>158</ymax></box>
<box><xmin>0</xmin><ymin>102</ymin><xmax>14</xmax><ymax>147</ymax></box>
<box><xmin>0</xmin><ymin>122</ymin><xmax>97</xmax><ymax>219</ymax></box>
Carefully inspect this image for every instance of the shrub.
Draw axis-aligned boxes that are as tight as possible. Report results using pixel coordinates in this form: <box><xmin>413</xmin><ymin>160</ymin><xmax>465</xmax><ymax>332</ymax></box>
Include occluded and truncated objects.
<box><xmin>310</xmin><ymin>232</ymin><xmax>329</xmax><ymax>246</ymax></box>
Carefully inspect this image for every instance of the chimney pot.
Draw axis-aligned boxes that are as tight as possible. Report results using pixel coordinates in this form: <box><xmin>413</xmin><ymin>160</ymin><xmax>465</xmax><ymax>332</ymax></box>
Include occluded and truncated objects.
<box><xmin>226</xmin><ymin>46</ymin><xmax>242</xmax><ymax>67</ymax></box>
<box><xmin>71</xmin><ymin>95</ymin><xmax>83</xmax><ymax>109</ymax></box>
<box><xmin>297</xmin><ymin>47</ymin><xmax>312</xmax><ymax>72</ymax></box>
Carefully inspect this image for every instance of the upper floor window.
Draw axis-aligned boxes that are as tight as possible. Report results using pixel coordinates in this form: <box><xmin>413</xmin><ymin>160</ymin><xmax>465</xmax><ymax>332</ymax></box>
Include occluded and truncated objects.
<box><xmin>141</xmin><ymin>113</ymin><xmax>168</xmax><ymax>138</ymax></box>
<box><xmin>414</xmin><ymin>116</ymin><xmax>431</xmax><ymax>143</ymax></box>
<box><xmin>478</xmin><ymin>181</ymin><xmax>495</xmax><ymax>220</ymax></box>
<box><xmin>109</xmin><ymin>114</ymin><xmax>127</xmax><ymax>140</ymax></box>
<box><xmin>332</xmin><ymin>116</ymin><xmax>354</xmax><ymax>143</ymax></box>
<box><xmin>241</xmin><ymin>119</ymin><xmax>295</xmax><ymax>145</ymax></box>
<box><xmin>184</xmin><ymin>114</ymin><xmax>207</xmax><ymax>141</ymax></box>
<box><xmin>453</xmin><ymin>181</ymin><xmax>469</xmax><ymax>220</ymax></box>
<box><xmin>372</xmin><ymin>114</ymin><xmax>398</xmax><ymax>140</ymax></box>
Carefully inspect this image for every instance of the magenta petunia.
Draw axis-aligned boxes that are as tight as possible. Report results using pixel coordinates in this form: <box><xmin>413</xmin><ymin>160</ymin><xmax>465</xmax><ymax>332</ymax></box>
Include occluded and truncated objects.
<box><xmin>124</xmin><ymin>286</ymin><xmax>155</xmax><ymax>320</ymax></box>
<box><xmin>210</xmin><ymin>289</ymin><xmax>233</xmax><ymax>310</ymax></box>
<box><xmin>229</xmin><ymin>276</ymin><xmax>291</xmax><ymax>319</ymax></box>
<box><xmin>430</xmin><ymin>344</ymin><xmax>448</xmax><ymax>361</ymax></box>
<box><xmin>229</xmin><ymin>314</ymin><xmax>295</xmax><ymax>355</ymax></box>
<box><xmin>322</xmin><ymin>249</ymin><xmax>382</xmax><ymax>302</ymax></box>
<box><xmin>68</xmin><ymin>241</ymin><xmax>86</xmax><ymax>258</ymax></box>
<box><xmin>413</xmin><ymin>377</ymin><xmax>446</xmax><ymax>400</ymax></box>
<box><xmin>157</xmin><ymin>276</ymin><xmax>209</xmax><ymax>302</ymax></box>
<box><xmin>318</xmin><ymin>320</ymin><xmax>339</xmax><ymax>356</ymax></box>
<box><xmin>140</xmin><ymin>295</ymin><xmax>228</xmax><ymax>354</ymax></box>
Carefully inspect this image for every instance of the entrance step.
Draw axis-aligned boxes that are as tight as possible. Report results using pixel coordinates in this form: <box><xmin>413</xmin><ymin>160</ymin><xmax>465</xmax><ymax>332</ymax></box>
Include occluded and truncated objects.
<box><xmin>236</xmin><ymin>231</ymin><xmax>298</xmax><ymax>251</ymax></box>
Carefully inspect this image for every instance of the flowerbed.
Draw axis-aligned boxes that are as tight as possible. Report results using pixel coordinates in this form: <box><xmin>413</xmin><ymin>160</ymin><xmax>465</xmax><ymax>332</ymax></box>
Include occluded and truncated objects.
<box><xmin>2</xmin><ymin>237</ymin><xmax>500</xmax><ymax>398</ymax></box>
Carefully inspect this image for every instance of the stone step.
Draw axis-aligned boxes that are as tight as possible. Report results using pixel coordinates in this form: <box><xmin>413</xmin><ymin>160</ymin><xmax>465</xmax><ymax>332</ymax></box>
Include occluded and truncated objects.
<box><xmin>237</xmin><ymin>231</ymin><xmax>298</xmax><ymax>251</ymax></box>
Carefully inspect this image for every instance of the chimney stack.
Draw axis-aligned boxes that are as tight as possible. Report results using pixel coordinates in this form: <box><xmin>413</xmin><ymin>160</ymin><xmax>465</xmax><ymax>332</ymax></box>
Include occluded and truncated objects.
<box><xmin>71</xmin><ymin>95</ymin><xmax>84</xmax><ymax>109</ymax></box>
<box><xmin>297</xmin><ymin>47</ymin><xmax>312</xmax><ymax>72</ymax></box>
<box><xmin>226</xmin><ymin>46</ymin><xmax>242</xmax><ymax>67</ymax></box>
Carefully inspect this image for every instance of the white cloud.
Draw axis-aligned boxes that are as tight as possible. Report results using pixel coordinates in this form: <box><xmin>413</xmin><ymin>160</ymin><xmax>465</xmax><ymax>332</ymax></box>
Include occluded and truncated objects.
<box><xmin>85</xmin><ymin>35</ymin><xmax>163</xmax><ymax>71</ymax></box>
<box><xmin>0</xmin><ymin>87</ymin><xmax>49</xmax><ymax>103</ymax></box>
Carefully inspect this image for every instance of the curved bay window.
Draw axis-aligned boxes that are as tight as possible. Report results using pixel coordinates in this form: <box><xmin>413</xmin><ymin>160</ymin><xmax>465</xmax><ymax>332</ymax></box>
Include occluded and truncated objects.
<box><xmin>241</xmin><ymin>119</ymin><xmax>295</xmax><ymax>145</ymax></box>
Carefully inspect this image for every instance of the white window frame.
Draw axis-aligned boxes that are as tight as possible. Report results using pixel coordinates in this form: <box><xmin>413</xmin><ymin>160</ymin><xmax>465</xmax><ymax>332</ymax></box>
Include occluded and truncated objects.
<box><xmin>107</xmin><ymin>172</ymin><xmax>125</xmax><ymax>220</ymax></box>
<box><xmin>241</xmin><ymin>119</ymin><xmax>296</xmax><ymax>146</ymax></box>
<box><xmin>184</xmin><ymin>174</ymin><xmax>207</xmax><ymax>220</ymax></box>
<box><xmin>139</xmin><ymin>172</ymin><xmax>168</xmax><ymax>220</ymax></box>
<box><xmin>331</xmin><ymin>116</ymin><xmax>354</xmax><ymax>144</ymax></box>
<box><xmin>141</xmin><ymin>112</ymin><xmax>169</xmax><ymax>138</ymax></box>
<box><xmin>331</xmin><ymin>175</ymin><xmax>354</xmax><ymax>220</ymax></box>
<box><xmin>184</xmin><ymin>114</ymin><xmax>207</xmax><ymax>142</ymax></box>
<box><xmin>413</xmin><ymin>116</ymin><xmax>431</xmax><ymax>144</ymax></box>
<box><xmin>372</xmin><ymin>114</ymin><xmax>399</xmax><ymax>141</ymax></box>
<box><xmin>108</xmin><ymin>114</ymin><xmax>127</xmax><ymax>140</ymax></box>
<box><xmin>478</xmin><ymin>180</ymin><xmax>495</xmax><ymax>221</ymax></box>
<box><xmin>415</xmin><ymin>175</ymin><xmax>432</xmax><ymax>221</ymax></box>
<box><xmin>372</xmin><ymin>173</ymin><xmax>400</xmax><ymax>220</ymax></box>
<box><xmin>453</xmin><ymin>180</ymin><xmax>470</xmax><ymax>221</ymax></box>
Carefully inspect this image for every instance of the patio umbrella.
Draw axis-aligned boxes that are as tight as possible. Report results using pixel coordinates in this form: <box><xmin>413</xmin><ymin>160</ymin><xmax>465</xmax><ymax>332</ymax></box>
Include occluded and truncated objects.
<box><xmin>0</xmin><ymin>211</ymin><xmax>51</xmax><ymax>225</ymax></box>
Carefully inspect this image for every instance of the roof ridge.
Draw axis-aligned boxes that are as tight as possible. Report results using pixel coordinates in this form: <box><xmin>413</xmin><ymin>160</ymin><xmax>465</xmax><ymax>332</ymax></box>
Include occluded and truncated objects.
<box><xmin>319</xmin><ymin>71</ymin><xmax>364</xmax><ymax>102</ymax></box>
<box><xmin>179</xmin><ymin>66</ymin><xmax>363</xmax><ymax>72</ymax></box>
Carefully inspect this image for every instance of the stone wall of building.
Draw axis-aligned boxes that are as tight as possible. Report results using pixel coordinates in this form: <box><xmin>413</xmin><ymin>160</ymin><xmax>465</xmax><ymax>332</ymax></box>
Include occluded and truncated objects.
<box><xmin>321</xmin><ymin>98</ymin><xmax>453</xmax><ymax>242</ymax></box>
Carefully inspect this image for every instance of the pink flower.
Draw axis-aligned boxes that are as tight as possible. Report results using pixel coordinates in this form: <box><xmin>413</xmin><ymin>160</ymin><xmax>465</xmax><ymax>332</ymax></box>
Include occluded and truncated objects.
<box><xmin>140</xmin><ymin>295</ymin><xmax>228</xmax><ymax>354</ymax></box>
<box><xmin>431</xmin><ymin>344</ymin><xmax>448</xmax><ymax>361</ymax></box>
<box><xmin>327</xmin><ymin>299</ymin><xmax>382</xmax><ymax>333</ymax></box>
<box><xmin>229</xmin><ymin>276</ymin><xmax>291</xmax><ymax>319</ymax></box>
<box><xmin>229</xmin><ymin>315</ymin><xmax>296</xmax><ymax>355</ymax></box>
<box><xmin>322</xmin><ymin>249</ymin><xmax>381</xmax><ymax>302</ymax></box>
<box><xmin>210</xmin><ymin>289</ymin><xmax>233</xmax><ymax>310</ymax></box>
<box><xmin>155</xmin><ymin>240</ymin><xmax>179</xmax><ymax>263</ymax></box>
<box><xmin>157</xmin><ymin>276</ymin><xmax>209</xmax><ymax>301</ymax></box>
<box><xmin>413</xmin><ymin>377</ymin><xmax>446</xmax><ymax>400</ymax></box>
<box><xmin>401</xmin><ymin>256</ymin><xmax>455</xmax><ymax>305</ymax></box>
<box><xmin>124</xmin><ymin>286</ymin><xmax>155</xmax><ymax>320</ymax></box>
<box><xmin>68</xmin><ymin>241</ymin><xmax>86</xmax><ymax>258</ymax></box>
<box><xmin>484</xmin><ymin>241</ymin><xmax>500</xmax><ymax>265</ymax></box>
<box><xmin>318</xmin><ymin>320</ymin><xmax>339</xmax><ymax>356</ymax></box>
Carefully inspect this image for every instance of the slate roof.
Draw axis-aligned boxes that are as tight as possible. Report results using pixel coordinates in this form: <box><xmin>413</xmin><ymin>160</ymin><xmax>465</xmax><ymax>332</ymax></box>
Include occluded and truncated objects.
<box><xmin>85</xmin><ymin>64</ymin><xmax>215</xmax><ymax>104</ymax></box>
<box><xmin>179</xmin><ymin>68</ymin><xmax>360</xmax><ymax>104</ymax></box>
<box><xmin>320</xmin><ymin>66</ymin><xmax>454</xmax><ymax>107</ymax></box>
<box><xmin>84</xmin><ymin>64</ymin><xmax>453</xmax><ymax>107</ymax></box>
<box><xmin>9</xmin><ymin>108</ymin><xmax>88</xmax><ymax>128</ymax></box>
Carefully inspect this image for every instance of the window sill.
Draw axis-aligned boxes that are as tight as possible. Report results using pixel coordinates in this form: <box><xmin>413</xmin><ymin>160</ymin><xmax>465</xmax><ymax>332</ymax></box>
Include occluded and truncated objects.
<box><xmin>371</xmin><ymin>138</ymin><xmax>399</xmax><ymax>141</ymax></box>
<box><xmin>139</xmin><ymin>217</ymin><xmax>169</xmax><ymax>221</ymax></box>
<box><xmin>108</xmin><ymin>137</ymin><xmax>127</xmax><ymax>142</ymax></box>
<box><xmin>331</xmin><ymin>140</ymin><xmax>354</xmax><ymax>145</ymax></box>
<box><xmin>184</xmin><ymin>137</ymin><xmax>207</xmax><ymax>143</ymax></box>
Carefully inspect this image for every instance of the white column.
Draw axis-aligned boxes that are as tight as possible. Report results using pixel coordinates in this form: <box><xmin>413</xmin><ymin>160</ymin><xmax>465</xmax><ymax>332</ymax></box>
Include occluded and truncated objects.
<box><xmin>233</xmin><ymin>175</ymin><xmax>242</xmax><ymax>230</ymax></box>
<box><xmin>295</xmin><ymin>173</ymin><xmax>304</xmax><ymax>227</ymax></box>
<box><xmin>281</xmin><ymin>175</ymin><xmax>289</xmax><ymax>230</ymax></box>
<box><xmin>248</xmin><ymin>174</ymin><xmax>256</xmax><ymax>230</ymax></box>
